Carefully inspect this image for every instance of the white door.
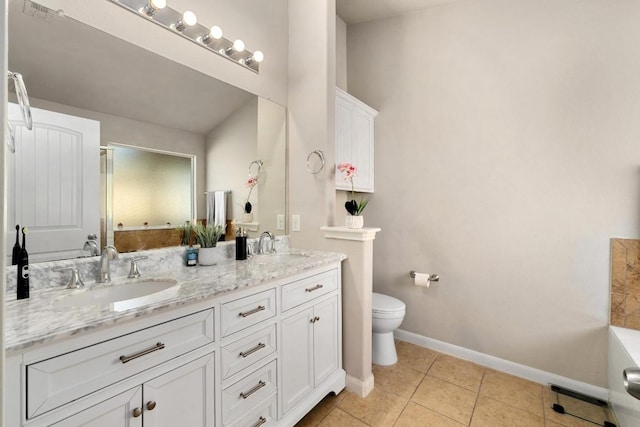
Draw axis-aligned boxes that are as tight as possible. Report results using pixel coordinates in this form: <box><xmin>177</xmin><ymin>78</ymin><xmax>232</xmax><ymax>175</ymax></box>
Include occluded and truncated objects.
<box><xmin>7</xmin><ymin>103</ymin><xmax>100</xmax><ymax>262</ymax></box>
<box><xmin>51</xmin><ymin>386</ymin><xmax>142</xmax><ymax>427</ymax></box>
<box><xmin>143</xmin><ymin>353</ymin><xmax>215</xmax><ymax>427</ymax></box>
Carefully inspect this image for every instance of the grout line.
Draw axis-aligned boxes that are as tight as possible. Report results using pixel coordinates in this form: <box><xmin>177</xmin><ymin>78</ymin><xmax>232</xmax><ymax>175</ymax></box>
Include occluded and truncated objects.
<box><xmin>468</xmin><ymin>368</ymin><xmax>486</xmax><ymax>426</ymax></box>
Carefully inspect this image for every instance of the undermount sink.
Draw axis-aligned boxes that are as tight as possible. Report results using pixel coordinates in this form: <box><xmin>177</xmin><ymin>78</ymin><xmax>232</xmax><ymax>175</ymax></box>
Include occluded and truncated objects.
<box><xmin>53</xmin><ymin>279</ymin><xmax>179</xmax><ymax>311</ymax></box>
<box><xmin>253</xmin><ymin>253</ymin><xmax>309</xmax><ymax>264</ymax></box>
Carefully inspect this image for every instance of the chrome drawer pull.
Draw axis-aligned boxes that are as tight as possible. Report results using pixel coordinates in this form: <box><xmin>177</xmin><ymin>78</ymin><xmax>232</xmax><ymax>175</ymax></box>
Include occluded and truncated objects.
<box><xmin>239</xmin><ymin>342</ymin><xmax>266</xmax><ymax>358</ymax></box>
<box><xmin>305</xmin><ymin>284</ymin><xmax>323</xmax><ymax>293</ymax></box>
<box><xmin>239</xmin><ymin>305</ymin><xmax>265</xmax><ymax>318</ymax></box>
<box><xmin>119</xmin><ymin>342</ymin><xmax>165</xmax><ymax>364</ymax></box>
<box><xmin>253</xmin><ymin>416</ymin><xmax>267</xmax><ymax>427</ymax></box>
<box><xmin>240</xmin><ymin>380</ymin><xmax>266</xmax><ymax>399</ymax></box>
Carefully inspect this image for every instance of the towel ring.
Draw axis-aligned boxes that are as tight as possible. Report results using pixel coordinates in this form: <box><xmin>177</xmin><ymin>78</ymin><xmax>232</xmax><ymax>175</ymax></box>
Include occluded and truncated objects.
<box><xmin>248</xmin><ymin>160</ymin><xmax>263</xmax><ymax>180</ymax></box>
<box><xmin>306</xmin><ymin>150</ymin><xmax>325</xmax><ymax>174</ymax></box>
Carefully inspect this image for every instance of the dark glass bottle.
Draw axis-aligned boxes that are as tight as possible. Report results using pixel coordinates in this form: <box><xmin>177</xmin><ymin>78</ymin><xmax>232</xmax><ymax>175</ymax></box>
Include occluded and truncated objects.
<box><xmin>17</xmin><ymin>228</ymin><xmax>29</xmax><ymax>300</ymax></box>
<box><xmin>235</xmin><ymin>227</ymin><xmax>247</xmax><ymax>260</ymax></box>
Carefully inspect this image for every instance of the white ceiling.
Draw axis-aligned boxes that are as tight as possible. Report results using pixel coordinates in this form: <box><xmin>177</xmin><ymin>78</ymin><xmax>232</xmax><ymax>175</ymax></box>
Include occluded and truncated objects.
<box><xmin>336</xmin><ymin>0</ymin><xmax>458</xmax><ymax>24</ymax></box>
<box><xmin>8</xmin><ymin>1</ymin><xmax>254</xmax><ymax>135</ymax></box>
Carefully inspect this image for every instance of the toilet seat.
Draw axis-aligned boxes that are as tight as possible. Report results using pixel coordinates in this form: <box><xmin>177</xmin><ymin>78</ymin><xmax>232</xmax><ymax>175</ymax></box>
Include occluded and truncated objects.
<box><xmin>372</xmin><ymin>293</ymin><xmax>405</xmax><ymax>316</ymax></box>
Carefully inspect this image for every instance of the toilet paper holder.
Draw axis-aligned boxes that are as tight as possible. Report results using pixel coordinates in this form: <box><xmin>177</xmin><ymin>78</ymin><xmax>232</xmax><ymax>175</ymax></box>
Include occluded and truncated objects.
<box><xmin>410</xmin><ymin>271</ymin><xmax>439</xmax><ymax>281</ymax></box>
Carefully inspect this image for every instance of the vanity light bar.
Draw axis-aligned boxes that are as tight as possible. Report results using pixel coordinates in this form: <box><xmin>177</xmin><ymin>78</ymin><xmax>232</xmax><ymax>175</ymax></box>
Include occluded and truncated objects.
<box><xmin>108</xmin><ymin>0</ymin><xmax>263</xmax><ymax>73</ymax></box>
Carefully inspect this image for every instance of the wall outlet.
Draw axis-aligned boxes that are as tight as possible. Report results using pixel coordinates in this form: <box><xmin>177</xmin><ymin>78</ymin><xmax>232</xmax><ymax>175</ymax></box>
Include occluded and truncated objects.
<box><xmin>291</xmin><ymin>214</ymin><xmax>301</xmax><ymax>232</ymax></box>
<box><xmin>276</xmin><ymin>214</ymin><xmax>285</xmax><ymax>230</ymax></box>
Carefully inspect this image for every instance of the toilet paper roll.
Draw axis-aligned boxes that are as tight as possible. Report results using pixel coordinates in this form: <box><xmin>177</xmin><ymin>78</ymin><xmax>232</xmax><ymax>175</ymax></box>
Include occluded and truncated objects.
<box><xmin>413</xmin><ymin>272</ymin><xmax>431</xmax><ymax>288</ymax></box>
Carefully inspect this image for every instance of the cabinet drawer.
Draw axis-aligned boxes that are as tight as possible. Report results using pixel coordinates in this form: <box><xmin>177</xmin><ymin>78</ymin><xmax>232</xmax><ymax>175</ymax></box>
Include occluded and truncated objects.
<box><xmin>221</xmin><ymin>289</ymin><xmax>276</xmax><ymax>337</ymax></box>
<box><xmin>27</xmin><ymin>309</ymin><xmax>214</xmax><ymax>419</ymax></box>
<box><xmin>222</xmin><ymin>360</ymin><xmax>277</xmax><ymax>426</ymax></box>
<box><xmin>228</xmin><ymin>396</ymin><xmax>277</xmax><ymax>427</ymax></box>
<box><xmin>281</xmin><ymin>269</ymin><xmax>338</xmax><ymax>311</ymax></box>
<box><xmin>221</xmin><ymin>323</ymin><xmax>277</xmax><ymax>380</ymax></box>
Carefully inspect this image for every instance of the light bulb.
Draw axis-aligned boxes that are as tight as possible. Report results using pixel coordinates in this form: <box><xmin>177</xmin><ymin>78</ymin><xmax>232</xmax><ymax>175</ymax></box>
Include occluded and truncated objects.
<box><xmin>233</xmin><ymin>39</ymin><xmax>245</xmax><ymax>53</ymax></box>
<box><xmin>252</xmin><ymin>51</ymin><xmax>264</xmax><ymax>63</ymax></box>
<box><xmin>209</xmin><ymin>26</ymin><xmax>223</xmax><ymax>40</ymax></box>
<box><xmin>141</xmin><ymin>0</ymin><xmax>166</xmax><ymax>16</ymax></box>
<box><xmin>150</xmin><ymin>0</ymin><xmax>166</xmax><ymax>9</ymax></box>
<box><xmin>182</xmin><ymin>10</ymin><xmax>197</xmax><ymax>26</ymax></box>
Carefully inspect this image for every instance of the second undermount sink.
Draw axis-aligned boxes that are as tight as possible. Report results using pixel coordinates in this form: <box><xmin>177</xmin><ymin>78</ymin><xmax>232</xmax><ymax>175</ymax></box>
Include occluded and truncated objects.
<box><xmin>253</xmin><ymin>253</ymin><xmax>309</xmax><ymax>265</ymax></box>
<box><xmin>53</xmin><ymin>279</ymin><xmax>179</xmax><ymax>311</ymax></box>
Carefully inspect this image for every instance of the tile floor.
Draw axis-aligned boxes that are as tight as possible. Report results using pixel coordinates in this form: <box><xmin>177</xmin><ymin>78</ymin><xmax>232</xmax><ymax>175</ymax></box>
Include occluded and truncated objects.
<box><xmin>295</xmin><ymin>340</ymin><xmax>599</xmax><ymax>427</ymax></box>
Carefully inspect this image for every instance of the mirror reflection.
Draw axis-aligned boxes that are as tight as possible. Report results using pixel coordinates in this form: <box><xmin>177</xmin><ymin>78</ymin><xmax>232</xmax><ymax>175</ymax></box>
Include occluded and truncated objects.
<box><xmin>6</xmin><ymin>1</ymin><xmax>286</xmax><ymax>262</ymax></box>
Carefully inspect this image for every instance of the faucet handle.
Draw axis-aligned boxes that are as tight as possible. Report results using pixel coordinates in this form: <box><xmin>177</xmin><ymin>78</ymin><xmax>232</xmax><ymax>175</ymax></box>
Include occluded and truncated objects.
<box><xmin>55</xmin><ymin>267</ymin><xmax>85</xmax><ymax>289</ymax></box>
<box><xmin>128</xmin><ymin>256</ymin><xmax>148</xmax><ymax>279</ymax></box>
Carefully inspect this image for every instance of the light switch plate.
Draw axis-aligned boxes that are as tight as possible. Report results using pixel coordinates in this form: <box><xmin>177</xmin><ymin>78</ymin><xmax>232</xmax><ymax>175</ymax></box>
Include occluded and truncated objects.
<box><xmin>291</xmin><ymin>215</ymin><xmax>301</xmax><ymax>232</ymax></box>
<box><xmin>276</xmin><ymin>214</ymin><xmax>285</xmax><ymax>230</ymax></box>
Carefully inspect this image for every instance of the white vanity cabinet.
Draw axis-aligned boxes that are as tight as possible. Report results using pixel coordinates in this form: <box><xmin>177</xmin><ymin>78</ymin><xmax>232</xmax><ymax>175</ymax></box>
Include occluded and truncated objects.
<box><xmin>280</xmin><ymin>270</ymin><xmax>340</xmax><ymax>415</ymax></box>
<box><xmin>10</xmin><ymin>308</ymin><xmax>215</xmax><ymax>427</ymax></box>
<box><xmin>51</xmin><ymin>353</ymin><xmax>215</xmax><ymax>427</ymax></box>
<box><xmin>335</xmin><ymin>87</ymin><xmax>378</xmax><ymax>193</ymax></box>
<box><xmin>6</xmin><ymin>262</ymin><xmax>345</xmax><ymax>427</ymax></box>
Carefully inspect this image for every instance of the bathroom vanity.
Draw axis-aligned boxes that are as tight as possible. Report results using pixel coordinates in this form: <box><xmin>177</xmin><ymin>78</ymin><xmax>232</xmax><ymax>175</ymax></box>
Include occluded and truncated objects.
<box><xmin>4</xmin><ymin>248</ymin><xmax>346</xmax><ymax>427</ymax></box>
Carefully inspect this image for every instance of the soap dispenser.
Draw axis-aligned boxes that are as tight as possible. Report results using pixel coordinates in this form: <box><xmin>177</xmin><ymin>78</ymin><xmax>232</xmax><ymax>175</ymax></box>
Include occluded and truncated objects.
<box><xmin>235</xmin><ymin>227</ymin><xmax>247</xmax><ymax>260</ymax></box>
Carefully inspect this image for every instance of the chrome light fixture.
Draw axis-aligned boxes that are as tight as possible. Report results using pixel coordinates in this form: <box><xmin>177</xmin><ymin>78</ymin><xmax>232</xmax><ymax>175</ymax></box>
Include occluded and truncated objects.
<box><xmin>109</xmin><ymin>0</ymin><xmax>264</xmax><ymax>73</ymax></box>
<box><xmin>223</xmin><ymin>39</ymin><xmax>245</xmax><ymax>56</ymax></box>
<box><xmin>200</xmin><ymin>26</ymin><xmax>223</xmax><ymax>45</ymax></box>
<box><xmin>174</xmin><ymin>10</ymin><xmax>197</xmax><ymax>32</ymax></box>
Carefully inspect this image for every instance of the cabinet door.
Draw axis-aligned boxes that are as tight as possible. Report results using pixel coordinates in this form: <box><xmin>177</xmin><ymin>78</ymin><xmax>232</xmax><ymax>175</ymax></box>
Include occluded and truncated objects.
<box><xmin>335</xmin><ymin>89</ymin><xmax>377</xmax><ymax>193</ymax></box>
<box><xmin>281</xmin><ymin>307</ymin><xmax>314</xmax><ymax>414</ymax></box>
<box><xmin>51</xmin><ymin>386</ymin><xmax>142</xmax><ymax>427</ymax></box>
<box><xmin>143</xmin><ymin>352</ymin><xmax>215</xmax><ymax>427</ymax></box>
<box><xmin>351</xmin><ymin>107</ymin><xmax>375</xmax><ymax>192</ymax></box>
<box><xmin>335</xmin><ymin>97</ymin><xmax>353</xmax><ymax>192</ymax></box>
<box><xmin>313</xmin><ymin>297</ymin><xmax>339</xmax><ymax>385</ymax></box>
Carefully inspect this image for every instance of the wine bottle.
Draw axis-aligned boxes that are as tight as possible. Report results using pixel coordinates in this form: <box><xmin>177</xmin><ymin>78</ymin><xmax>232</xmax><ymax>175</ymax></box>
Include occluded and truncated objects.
<box><xmin>17</xmin><ymin>227</ymin><xmax>29</xmax><ymax>300</ymax></box>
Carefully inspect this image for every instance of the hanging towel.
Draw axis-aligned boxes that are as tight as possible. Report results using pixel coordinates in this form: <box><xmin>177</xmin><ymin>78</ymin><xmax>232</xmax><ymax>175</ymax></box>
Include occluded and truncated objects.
<box><xmin>206</xmin><ymin>191</ymin><xmax>227</xmax><ymax>228</ymax></box>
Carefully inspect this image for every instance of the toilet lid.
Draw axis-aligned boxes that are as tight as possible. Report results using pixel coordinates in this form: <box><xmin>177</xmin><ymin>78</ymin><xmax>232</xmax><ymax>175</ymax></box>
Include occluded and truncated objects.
<box><xmin>372</xmin><ymin>292</ymin><xmax>405</xmax><ymax>314</ymax></box>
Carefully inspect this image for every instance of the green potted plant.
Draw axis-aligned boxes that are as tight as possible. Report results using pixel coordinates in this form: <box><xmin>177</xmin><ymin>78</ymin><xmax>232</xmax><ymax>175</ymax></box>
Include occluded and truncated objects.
<box><xmin>193</xmin><ymin>222</ymin><xmax>225</xmax><ymax>265</ymax></box>
<box><xmin>176</xmin><ymin>221</ymin><xmax>194</xmax><ymax>246</ymax></box>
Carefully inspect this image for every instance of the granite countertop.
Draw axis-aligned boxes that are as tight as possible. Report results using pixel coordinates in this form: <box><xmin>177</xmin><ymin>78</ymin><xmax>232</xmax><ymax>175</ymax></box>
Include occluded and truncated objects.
<box><xmin>5</xmin><ymin>249</ymin><xmax>346</xmax><ymax>353</ymax></box>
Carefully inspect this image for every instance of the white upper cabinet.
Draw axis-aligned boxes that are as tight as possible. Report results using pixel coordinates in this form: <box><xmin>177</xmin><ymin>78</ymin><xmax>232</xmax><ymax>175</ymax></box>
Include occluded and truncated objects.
<box><xmin>335</xmin><ymin>88</ymin><xmax>378</xmax><ymax>193</ymax></box>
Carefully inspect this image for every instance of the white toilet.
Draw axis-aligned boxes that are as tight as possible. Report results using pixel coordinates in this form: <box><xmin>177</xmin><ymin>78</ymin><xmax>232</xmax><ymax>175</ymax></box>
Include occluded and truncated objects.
<box><xmin>372</xmin><ymin>292</ymin><xmax>406</xmax><ymax>366</ymax></box>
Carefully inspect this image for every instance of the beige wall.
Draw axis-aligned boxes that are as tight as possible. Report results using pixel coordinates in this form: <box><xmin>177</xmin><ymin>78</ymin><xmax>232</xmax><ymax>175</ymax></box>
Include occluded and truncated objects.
<box><xmin>257</xmin><ymin>98</ymin><xmax>287</xmax><ymax>235</ymax></box>
<box><xmin>346</xmin><ymin>0</ymin><xmax>640</xmax><ymax>387</ymax></box>
<box><xmin>206</xmin><ymin>98</ymin><xmax>258</xmax><ymax>226</ymax></box>
<box><xmin>336</xmin><ymin>16</ymin><xmax>348</xmax><ymax>91</ymax></box>
<box><xmin>288</xmin><ymin>0</ymin><xmax>337</xmax><ymax>248</ymax></box>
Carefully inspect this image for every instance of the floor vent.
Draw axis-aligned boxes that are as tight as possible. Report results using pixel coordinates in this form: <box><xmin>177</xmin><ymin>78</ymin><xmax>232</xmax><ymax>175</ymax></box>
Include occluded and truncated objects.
<box><xmin>550</xmin><ymin>384</ymin><xmax>618</xmax><ymax>427</ymax></box>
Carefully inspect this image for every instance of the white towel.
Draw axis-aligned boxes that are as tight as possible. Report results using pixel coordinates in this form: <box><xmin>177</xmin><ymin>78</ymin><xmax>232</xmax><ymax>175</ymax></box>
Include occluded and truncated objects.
<box><xmin>206</xmin><ymin>191</ymin><xmax>227</xmax><ymax>229</ymax></box>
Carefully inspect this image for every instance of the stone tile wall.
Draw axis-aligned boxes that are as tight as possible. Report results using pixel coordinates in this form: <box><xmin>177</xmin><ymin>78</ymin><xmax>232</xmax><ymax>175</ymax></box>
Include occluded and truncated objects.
<box><xmin>611</xmin><ymin>239</ymin><xmax>640</xmax><ymax>329</ymax></box>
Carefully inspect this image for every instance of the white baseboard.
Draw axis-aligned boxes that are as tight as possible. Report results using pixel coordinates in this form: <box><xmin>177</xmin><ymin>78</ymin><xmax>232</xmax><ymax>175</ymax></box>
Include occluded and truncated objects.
<box><xmin>394</xmin><ymin>329</ymin><xmax>609</xmax><ymax>401</ymax></box>
<box><xmin>346</xmin><ymin>372</ymin><xmax>375</xmax><ymax>398</ymax></box>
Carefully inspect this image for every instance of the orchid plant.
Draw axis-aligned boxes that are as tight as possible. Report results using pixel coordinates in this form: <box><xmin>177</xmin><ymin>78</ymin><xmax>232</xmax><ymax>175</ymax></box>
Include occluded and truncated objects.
<box><xmin>243</xmin><ymin>176</ymin><xmax>258</xmax><ymax>214</ymax></box>
<box><xmin>338</xmin><ymin>162</ymin><xmax>369</xmax><ymax>216</ymax></box>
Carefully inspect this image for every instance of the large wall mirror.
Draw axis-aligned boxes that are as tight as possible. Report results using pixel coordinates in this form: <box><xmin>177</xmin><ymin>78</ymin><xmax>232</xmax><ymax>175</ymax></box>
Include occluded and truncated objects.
<box><xmin>6</xmin><ymin>0</ymin><xmax>287</xmax><ymax>262</ymax></box>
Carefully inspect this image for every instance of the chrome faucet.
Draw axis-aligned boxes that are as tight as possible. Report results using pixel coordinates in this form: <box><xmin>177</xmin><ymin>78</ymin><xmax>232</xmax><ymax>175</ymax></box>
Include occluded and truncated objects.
<box><xmin>258</xmin><ymin>231</ymin><xmax>275</xmax><ymax>255</ymax></box>
<box><xmin>98</xmin><ymin>245</ymin><xmax>119</xmax><ymax>283</ymax></box>
<box><xmin>83</xmin><ymin>234</ymin><xmax>99</xmax><ymax>256</ymax></box>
